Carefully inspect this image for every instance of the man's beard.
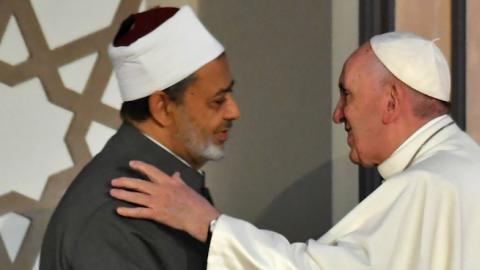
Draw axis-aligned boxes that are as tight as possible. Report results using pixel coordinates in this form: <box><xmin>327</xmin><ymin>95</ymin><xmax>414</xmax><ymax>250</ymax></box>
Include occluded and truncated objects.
<box><xmin>176</xmin><ymin>113</ymin><xmax>228</xmax><ymax>162</ymax></box>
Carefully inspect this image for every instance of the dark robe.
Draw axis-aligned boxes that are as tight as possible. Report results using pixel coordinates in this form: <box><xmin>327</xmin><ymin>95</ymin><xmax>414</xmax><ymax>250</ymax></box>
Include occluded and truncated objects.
<box><xmin>40</xmin><ymin>123</ymin><xmax>212</xmax><ymax>270</ymax></box>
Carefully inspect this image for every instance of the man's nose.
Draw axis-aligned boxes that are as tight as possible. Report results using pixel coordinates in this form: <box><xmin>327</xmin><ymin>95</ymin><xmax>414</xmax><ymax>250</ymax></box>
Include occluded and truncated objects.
<box><xmin>224</xmin><ymin>97</ymin><xmax>241</xmax><ymax>120</ymax></box>
<box><xmin>332</xmin><ymin>101</ymin><xmax>345</xmax><ymax>124</ymax></box>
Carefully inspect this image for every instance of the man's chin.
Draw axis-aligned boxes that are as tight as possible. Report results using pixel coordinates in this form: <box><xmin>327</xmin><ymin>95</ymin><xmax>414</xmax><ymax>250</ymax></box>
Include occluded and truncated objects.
<box><xmin>349</xmin><ymin>154</ymin><xmax>376</xmax><ymax>168</ymax></box>
<box><xmin>349</xmin><ymin>151</ymin><xmax>366</xmax><ymax>166</ymax></box>
<box><xmin>201</xmin><ymin>144</ymin><xmax>225</xmax><ymax>161</ymax></box>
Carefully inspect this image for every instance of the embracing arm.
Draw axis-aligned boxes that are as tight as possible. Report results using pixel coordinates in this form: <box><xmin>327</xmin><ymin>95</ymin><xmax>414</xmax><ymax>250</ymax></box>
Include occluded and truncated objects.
<box><xmin>109</xmin><ymin>161</ymin><xmax>372</xmax><ymax>270</ymax></box>
<box><xmin>110</xmin><ymin>161</ymin><xmax>456</xmax><ymax>269</ymax></box>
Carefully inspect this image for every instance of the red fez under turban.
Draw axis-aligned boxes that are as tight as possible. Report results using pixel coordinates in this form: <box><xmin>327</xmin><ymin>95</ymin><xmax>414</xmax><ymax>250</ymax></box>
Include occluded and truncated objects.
<box><xmin>113</xmin><ymin>7</ymin><xmax>179</xmax><ymax>47</ymax></box>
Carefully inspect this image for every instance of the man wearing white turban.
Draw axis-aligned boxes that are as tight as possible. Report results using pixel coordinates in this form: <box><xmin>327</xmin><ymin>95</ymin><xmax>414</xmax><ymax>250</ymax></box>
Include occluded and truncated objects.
<box><xmin>110</xmin><ymin>32</ymin><xmax>480</xmax><ymax>269</ymax></box>
<box><xmin>41</xmin><ymin>5</ymin><xmax>240</xmax><ymax>270</ymax></box>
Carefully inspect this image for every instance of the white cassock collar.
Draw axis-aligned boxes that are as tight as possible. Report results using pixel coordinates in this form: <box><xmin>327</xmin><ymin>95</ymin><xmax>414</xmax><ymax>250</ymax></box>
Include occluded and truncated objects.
<box><xmin>378</xmin><ymin>114</ymin><xmax>454</xmax><ymax>179</ymax></box>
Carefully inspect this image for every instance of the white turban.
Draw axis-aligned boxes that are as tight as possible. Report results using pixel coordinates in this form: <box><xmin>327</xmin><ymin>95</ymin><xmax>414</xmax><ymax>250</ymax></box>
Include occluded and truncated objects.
<box><xmin>108</xmin><ymin>5</ymin><xmax>224</xmax><ymax>101</ymax></box>
<box><xmin>370</xmin><ymin>32</ymin><xmax>451</xmax><ymax>102</ymax></box>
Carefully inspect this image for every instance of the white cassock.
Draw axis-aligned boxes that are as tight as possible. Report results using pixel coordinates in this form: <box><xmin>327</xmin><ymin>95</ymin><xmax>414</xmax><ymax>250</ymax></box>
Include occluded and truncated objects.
<box><xmin>207</xmin><ymin>115</ymin><xmax>480</xmax><ymax>270</ymax></box>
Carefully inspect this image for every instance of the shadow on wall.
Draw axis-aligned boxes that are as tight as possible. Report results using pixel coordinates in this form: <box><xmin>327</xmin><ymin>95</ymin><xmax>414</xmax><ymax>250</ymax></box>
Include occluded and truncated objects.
<box><xmin>255</xmin><ymin>161</ymin><xmax>332</xmax><ymax>243</ymax></box>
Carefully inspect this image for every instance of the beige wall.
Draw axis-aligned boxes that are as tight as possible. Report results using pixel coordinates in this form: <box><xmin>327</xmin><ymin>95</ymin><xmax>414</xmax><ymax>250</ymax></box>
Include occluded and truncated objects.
<box><xmin>396</xmin><ymin>0</ymin><xmax>480</xmax><ymax>143</ymax></box>
<box><xmin>396</xmin><ymin>0</ymin><xmax>452</xmax><ymax>64</ymax></box>
<box><xmin>146</xmin><ymin>0</ymin><xmax>198</xmax><ymax>11</ymax></box>
<box><xmin>331</xmin><ymin>1</ymin><xmax>359</xmax><ymax>223</ymax></box>
<box><xmin>467</xmin><ymin>0</ymin><xmax>480</xmax><ymax>142</ymax></box>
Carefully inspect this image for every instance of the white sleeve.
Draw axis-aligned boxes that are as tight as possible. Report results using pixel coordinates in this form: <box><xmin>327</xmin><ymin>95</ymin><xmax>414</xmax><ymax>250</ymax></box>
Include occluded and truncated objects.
<box><xmin>207</xmin><ymin>215</ymin><xmax>371</xmax><ymax>270</ymax></box>
<box><xmin>207</xmin><ymin>172</ymin><xmax>461</xmax><ymax>270</ymax></box>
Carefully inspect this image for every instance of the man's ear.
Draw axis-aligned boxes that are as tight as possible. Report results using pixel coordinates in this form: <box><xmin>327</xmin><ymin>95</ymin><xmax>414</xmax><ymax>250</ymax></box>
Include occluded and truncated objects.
<box><xmin>148</xmin><ymin>91</ymin><xmax>174</xmax><ymax>126</ymax></box>
<box><xmin>383</xmin><ymin>82</ymin><xmax>402</xmax><ymax>124</ymax></box>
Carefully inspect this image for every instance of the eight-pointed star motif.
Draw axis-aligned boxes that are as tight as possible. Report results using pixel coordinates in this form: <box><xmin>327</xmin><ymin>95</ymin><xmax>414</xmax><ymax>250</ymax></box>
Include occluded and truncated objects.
<box><xmin>0</xmin><ymin>78</ymin><xmax>73</xmax><ymax>201</ymax></box>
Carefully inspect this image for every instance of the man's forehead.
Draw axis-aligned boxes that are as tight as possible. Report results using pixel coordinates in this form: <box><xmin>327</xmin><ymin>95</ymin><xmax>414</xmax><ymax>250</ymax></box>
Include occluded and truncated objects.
<box><xmin>343</xmin><ymin>44</ymin><xmax>382</xmax><ymax>77</ymax></box>
<box><xmin>350</xmin><ymin>43</ymin><xmax>375</xmax><ymax>64</ymax></box>
<box><xmin>183</xmin><ymin>73</ymin><xmax>233</xmax><ymax>100</ymax></box>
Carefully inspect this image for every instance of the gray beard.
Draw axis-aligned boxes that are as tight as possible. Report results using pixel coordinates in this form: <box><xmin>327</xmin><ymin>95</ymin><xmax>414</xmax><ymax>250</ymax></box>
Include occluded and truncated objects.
<box><xmin>177</xmin><ymin>113</ymin><xmax>224</xmax><ymax>162</ymax></box>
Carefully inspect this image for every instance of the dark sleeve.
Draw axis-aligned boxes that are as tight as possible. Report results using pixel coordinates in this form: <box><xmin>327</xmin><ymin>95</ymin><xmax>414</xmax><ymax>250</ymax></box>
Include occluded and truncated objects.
<box><xmin>70</xmin><ymin>202</ymin><xmax>205</xmax><ymax>270</ymax></box>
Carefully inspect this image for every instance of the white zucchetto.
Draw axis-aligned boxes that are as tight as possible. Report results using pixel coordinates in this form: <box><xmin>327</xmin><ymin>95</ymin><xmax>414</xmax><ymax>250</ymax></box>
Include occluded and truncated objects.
<box><xmin>370</xmin><ymin>32</ymin><xmax>451</xmax><ymax>102</ymax></box>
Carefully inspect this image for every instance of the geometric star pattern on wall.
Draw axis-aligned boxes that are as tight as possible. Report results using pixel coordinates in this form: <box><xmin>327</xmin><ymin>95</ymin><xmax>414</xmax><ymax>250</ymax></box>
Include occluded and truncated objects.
<box><xmin>0</xmin><ymin>78</ymin><xmax>73</xmax><ymax>201</ymax></box>
<box><xmin>0</xmin><ymin>212</ymin><xmax>31</xmax><ymax>263</ymax></box>
<box><xmin>86</xmin><ymin>121</ymin><xmax>117</xmax><ymax>157</ymax></box>
<box><xmin>29</xmin><ymin>0</ymin><xmax>122</xmax><ymax>50</ymax></box>
<box><xmin>0</xmin><ymin>0</ymin><xmax>144</xmax><ymax>269</ymax></box>
<box><xmin>101</xmin><ymin>73</ymin><xmax>123</xmax><ymax>110</ymax></box>
<box><xmin>0</xmin><ymin>16</ymin><xmax>29</xmax><ymax>65</ymax></box>
<box><xmin>0</xmin><ymin>0</ymin><xmax>198</xmax><ymax>268</ymax></box>
<box><xmin>58</xmin><ymin>53</ymin><xmax>99</xmax><ymax>94</ymax></box>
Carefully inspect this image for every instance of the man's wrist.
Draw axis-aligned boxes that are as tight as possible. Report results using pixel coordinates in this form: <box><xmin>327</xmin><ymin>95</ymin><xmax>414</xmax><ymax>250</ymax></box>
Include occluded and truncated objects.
<box><xmin>188</xmin><ymin>207</ymin><xmax>220</xmax><ymax>242</ymax></box>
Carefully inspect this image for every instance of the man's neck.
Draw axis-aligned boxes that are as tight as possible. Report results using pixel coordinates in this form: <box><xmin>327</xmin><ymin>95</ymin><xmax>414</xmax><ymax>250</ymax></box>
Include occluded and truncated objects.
<box><xmin>129</xmin><ymin>119</ymin><xmax>205</xmax><ymax>170</ymax></box>
<box><xmin>381</xmin><ymin>114</ymin><xmax>442</xmax><ymax>164</ymax></box>
<box><xmin>384</xmin><ymin>114</ymin><xmax>447</xmax><ymax>161</ymax></box>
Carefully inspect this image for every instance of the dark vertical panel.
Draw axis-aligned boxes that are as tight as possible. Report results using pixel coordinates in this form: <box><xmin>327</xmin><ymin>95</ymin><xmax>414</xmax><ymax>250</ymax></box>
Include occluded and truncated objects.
<box><xmin>359</xmin><ymin>0</ymin><xmax>395</xmax><ymax>43</ymax></box>
<box><xmin>358</xmin><ymin>0</ymin><xmax>395</xmax><ymax>200</ymax></box>
<box><xmin>451</xmin><ymin>0</ymin><xmax>466</xmax><ymax>130</ymax></box>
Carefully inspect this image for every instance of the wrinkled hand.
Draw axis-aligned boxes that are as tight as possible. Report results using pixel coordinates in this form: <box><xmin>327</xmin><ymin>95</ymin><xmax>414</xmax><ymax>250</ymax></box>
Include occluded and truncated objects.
<box><xmin>110</xmin><ymin>160</ymin><xmax>220</xmax><ymax>242</ymax></box>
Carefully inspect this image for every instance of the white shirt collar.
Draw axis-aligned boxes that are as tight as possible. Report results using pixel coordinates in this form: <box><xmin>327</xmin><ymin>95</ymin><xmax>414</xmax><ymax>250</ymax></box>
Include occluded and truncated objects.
<box><xmin>142</xmin><ymin>133</ymin><xmax>205</xmax><ymax>175</ymax></box>
<box><xmin>377</xmin><ymin>115</ymin><xmax>453</xmax><ymax>179</ymax></box>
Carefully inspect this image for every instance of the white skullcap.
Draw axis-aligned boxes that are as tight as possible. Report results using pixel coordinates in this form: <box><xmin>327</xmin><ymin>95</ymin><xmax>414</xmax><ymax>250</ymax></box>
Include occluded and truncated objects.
<box><xmin>370</xmin><ymin>32</ymin><xmax>451</xmax><ymax>102</ymax></box>
<box><xmin>108</xmin><ymin>5</ymin><xmax>224</xmax><ymax>101</ymax></box>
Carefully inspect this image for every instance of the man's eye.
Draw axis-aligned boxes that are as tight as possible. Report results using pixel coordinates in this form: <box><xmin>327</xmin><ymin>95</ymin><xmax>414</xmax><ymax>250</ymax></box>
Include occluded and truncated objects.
<box><xmin>214</xmin><ymin>98</ymin><xmax>225</xmax><ymax>105</ymax></box>
<box><xmin>211</xmin><ymin>98</ymin><xmax>226</xmax><ymax>107</ymax></box>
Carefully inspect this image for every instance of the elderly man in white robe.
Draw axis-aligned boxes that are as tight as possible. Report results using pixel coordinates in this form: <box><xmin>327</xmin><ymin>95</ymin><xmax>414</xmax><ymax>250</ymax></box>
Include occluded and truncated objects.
<box><xmin>109</xmin><ymin>32</ymin><xmax>480</xmax><ymax>269</ymax></box>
